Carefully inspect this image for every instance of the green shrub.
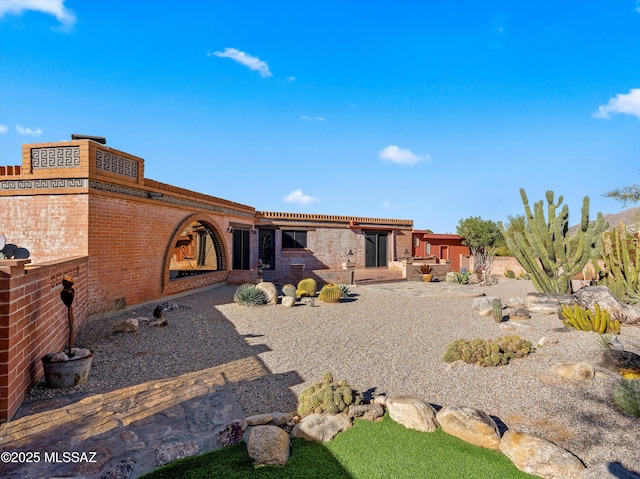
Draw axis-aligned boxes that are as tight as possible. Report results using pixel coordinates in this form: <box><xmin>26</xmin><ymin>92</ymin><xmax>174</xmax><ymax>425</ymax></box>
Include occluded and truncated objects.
<box><xmin>504</xmin><ymin>269</ymin><xmax>516</xmax><ymax>279</ymax></box>
<box><xmin>443</xmin><ymin>336</ymin><xmax>533</xmax><ymax>367</ymax></box>
<box><xmin>297</xmin><ymin>372</ymin><xmax>362</xmax><ymax>417</ymax></box>
<box><xmin>612</xmin><ymin>378</ymin><xmax>640</xmax><ymax>418</ymax></box>
<box><xmin>452</xmin><ymin>271</ymin><xmax>471</xmax><ymax>284</ymax></box>
<box><xmin>233</xmin><ymin>283</ymin><xmax>267</xmax><ymax>306</ymax></box>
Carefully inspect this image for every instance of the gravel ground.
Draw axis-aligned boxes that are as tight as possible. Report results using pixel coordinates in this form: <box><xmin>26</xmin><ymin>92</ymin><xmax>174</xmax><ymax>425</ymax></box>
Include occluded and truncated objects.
<box><xmin>22</xmin><ymin>279</ymin><xmax>640</xmax><ymax>473</ymax></box>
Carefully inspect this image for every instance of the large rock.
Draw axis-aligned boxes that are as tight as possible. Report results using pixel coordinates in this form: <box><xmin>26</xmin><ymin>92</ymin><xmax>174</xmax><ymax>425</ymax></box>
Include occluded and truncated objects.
<box><xmin>291</xmin><ymin>413</ymin><xmax>352</xmax><ymax>442</ymax></box>
<box><xmin>472</xmin><ymin>297</ymin><xmax>500</xmax><ymax>317</ymax></box>
<box><xmin>526</xmin><ymin>293</ymin><xmax>574</xmax><ymax>314</ymax></box>
<box><xmin>582</xmin><ymin>462</ymin><xmax>640</xmax><ymax>479</ymax></box>
<box><xmin>281</xmin><ymin>296</ymin><xmax>296</xmax><ymax>307</ymax></box>
<box><xmin>247</xmin><ymin>425</ymin><xmax>290</xmax><ymax>466</ymax></box>
<box><xmin>550</xmin><ymin>361</ymin><xmax>595</xmax><ymax>381</ymax></box>
<box><xmin>499</xmin><ymin>430</ymin><xmax>585</xmax><ymax>479</ymax></box>
<box><xmin>348</xmin><ymin>403</ymin><xmax>385</xmax><ymax>421</ymax></box>
<box><xmin>113</xmin><ymin>317</ymin><xmax>138</xmax><ymax>333</ymax></box>
<box><xmin>256</xmin><ymin>282</ymin><xmax>278</xmax><ymax>305</ymax></box>
<box><xmin>386</xmin><ymin>396</ymin><xmax>438</xmax><ymax>432</ymax></box>
<box><xmin>575</xmin><ymin>286</ymin><xmax>640</xmax><ymax>325</ymax></box>
<box><xmin>436</xmin><ymin>406</ymin><xmax>500</xmax><ymax>450</ymax></box>
<box><xmin>600</xmin><ymin>350</ymin><xmax>640</xmax><ymax>377</ymax></box>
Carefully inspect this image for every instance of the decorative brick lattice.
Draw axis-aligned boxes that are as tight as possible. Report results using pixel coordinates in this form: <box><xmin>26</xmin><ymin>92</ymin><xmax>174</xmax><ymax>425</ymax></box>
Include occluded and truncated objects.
<box><xmin>89</xmin><ymin>180</ymin><xmax>148</xmax><ymax>199</ymax></box>
<box><xmin>95</xmin><ymin>149</ymin><xmax>138</xmax><ymax>179</ymax></box>
<box><xmin>0</xmin><ymin>178</ymin><xmax>88</xmax><ymax>190</ymax></box>
<box><xmin>31</xmin><ymin>147</ymin><xmax>80</xmax><ymax>169</ymax></box>
<box><xmin>51</xmin><ymin>266</ymin><xmax>80</xmax><ymax>289</ymax></box>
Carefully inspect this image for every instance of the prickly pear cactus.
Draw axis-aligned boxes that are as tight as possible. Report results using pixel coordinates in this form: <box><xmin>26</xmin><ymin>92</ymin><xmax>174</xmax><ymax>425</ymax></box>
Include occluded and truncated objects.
<box><xmin>282</xmin><ymin>284</ymin><xmax>297</xmax><ymax>298</ymax></box>
<box><xmin>296</xmin><ymin>278</ymin><xmax>317</xmax><ymax>298</ymax></box>
<box><xmin>612</xmin><ymin>378</ymin><xmax>640</xmax><ymax>418</ymax></box>
<box><xmin>233</xmin><ymin>283</ymin><xmax>267</xmax><ymax>306</ymax></box>
<box><xmin>491</xmin><ymin>298</ymin><xmax>503</xmax><ymax>323</ymax></box>
<box><xmin>319</xmin><ymin>284</ymin><xmax>342</xmax><ymax>303</ymax></box>
<box><xmin>297</xmin><ymin>372</ymin><xmax>362</xmax><ymax>417</ymax></box>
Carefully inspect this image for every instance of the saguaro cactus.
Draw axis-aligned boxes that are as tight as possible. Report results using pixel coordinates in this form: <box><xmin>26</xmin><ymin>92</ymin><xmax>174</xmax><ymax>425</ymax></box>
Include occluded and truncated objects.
<box><xmin>500</xmin><ymin>189</ymin><xmax>607</xmax><ymax>294</ymax></box>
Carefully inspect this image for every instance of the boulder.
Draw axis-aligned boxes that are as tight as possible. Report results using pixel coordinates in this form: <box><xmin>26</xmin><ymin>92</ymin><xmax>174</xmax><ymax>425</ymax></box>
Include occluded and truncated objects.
<box><xmin>504</xmin><ymin>297</ymin><xmax>526</xmax><ymax>308</ymax></box>
<box><xmin>291</xmin><ymin>413</ymin><xmax>352</xmax><ymax>442</ymax></box>
<box><xmin>472</xmin><ymin>297</ymin><xmax>500</xmax><ymax>317</ymax></box>
<box><xmin>550</xmin><ymin>362</ymin><xmax>595</xmax><ymax>381</ymax></box>
<box><xmin>281</xmin><ymin>296</ymin><xmax>296</xmax><ymax>307</ymax></box>
<box><xmin>386</xmin><ymin>396</ymin><xmax>438</xmax><ymax>432</ymax></box>
<box><xmin>526</xmin><ymin>293</ymin><xmax>574</xmax><ymax>314</ymax></box>
<box><xmin>347</xmin><ymin>403</ymin><xmax>385</xmax><ymax>421</ymax></box>
<box><xmin>113</xmin><ymin>318</ymin><xmax>138</xmax><ymax>333</ymax></box>
<box><xmin>600</xmin><ymin>350</ymin><xmax>640</xmax><ymax>377</ymax></box>
<box><xmin>582</xmin><ymin>462</ymin><xmax>640</xmax><ymax>479</ymax></box>
<box><xmin>499</xmin><ymin>430</ymin><xmax>585</xmax><ymax>479</ymax></box>
<box><xmin>508</xmin><ymin>308</ymin><xmax>531</xmax><ymax>320</ymax></box>
<box><xmin>574</xmin><ymin>286</ymin><xmax>640</xmax><ymax>325</ymax></box>
<box><xmin>256</xmin><ymin>282</ymin><xmax>278</xmax><ymax>305</ymax></box>
<box><xmin>247</xmin><ymin>425</ymin><xmax>290</xmax><ymax>466</ymax></box>
<box><xmin>436</xmin><ymin>406</ymin><xmax>500</xmax><ymax>450</ymax></box>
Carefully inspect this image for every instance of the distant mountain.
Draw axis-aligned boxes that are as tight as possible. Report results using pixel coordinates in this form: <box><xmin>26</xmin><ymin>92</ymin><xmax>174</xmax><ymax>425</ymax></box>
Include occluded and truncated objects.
<box><xmin>569</xmin><ymin>206</ymin><xmax>640</xmax><ymax>234</ymax></box>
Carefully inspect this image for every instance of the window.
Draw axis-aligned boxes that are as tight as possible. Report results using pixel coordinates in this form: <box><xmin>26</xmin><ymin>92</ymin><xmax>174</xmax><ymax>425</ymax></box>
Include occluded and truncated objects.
<box><xmin>282</xmin><ymin>230</ymin><xmax>307</xmax><ymax>249</ymax></box>
<box><xmin>170</xmin><ymin>221</ymin><xmax>222</xmax><ymax>280</ymax></box>
<box><xmin>259</xmin><ymin>230</ymin><xmax>275</xmax><ymax>270</ymax></box>
<box><xmin>425</xmin><ymin>242</ymin><xmax>431</xmax><ymax>255</ymax></box>
<box><xmin>413</xmin><ymin>236</ymin><xmax>419</xmax><ymax>247</ymax></box>
<box><xmin>232</xmin><ymin>229</ymin><xmax>250</xmax><ymax>270</ymax></box>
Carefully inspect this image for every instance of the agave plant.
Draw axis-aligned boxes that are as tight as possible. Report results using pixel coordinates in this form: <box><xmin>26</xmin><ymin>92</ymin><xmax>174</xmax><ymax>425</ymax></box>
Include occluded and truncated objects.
<box><xmin>233</xmin><ymin>283</ymin><xmax>267</xmax><ymax>306</ymax></box>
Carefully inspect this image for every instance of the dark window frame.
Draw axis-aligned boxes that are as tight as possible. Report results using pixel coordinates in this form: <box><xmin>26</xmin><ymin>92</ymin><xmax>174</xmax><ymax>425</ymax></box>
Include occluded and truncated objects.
<box><xmin>282</xmin><ymin>230</ymin><xmax>308</xmax><ymax>249</ymax></box>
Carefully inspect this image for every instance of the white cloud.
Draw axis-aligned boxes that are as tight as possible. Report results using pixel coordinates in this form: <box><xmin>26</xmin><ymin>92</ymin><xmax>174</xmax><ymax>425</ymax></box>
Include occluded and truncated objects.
<box><xmin>300</xmin><ymin>116</ymin><xmax>326</xmax><ymax>122</ymax></box>
<box><xmin>287</xmin><ymin>76</ymin><xmax>296</xmax><ymax>82</ymax></box>
<box><xmin>383</xmin><ymin>201</ymin><xmax>397</xmax><ymax>209</ymax></box>
<box><xmin>283</xmin><ymin>189</ymin><xmax>319</xmax><ymax>206</ymax></box>
<box><xmin>593</xmin><ymin>88</ymin><xmax>640</xmax><ymax>120</ymax></box>
<box><xmin>0</xmin><ymin>124</ymin><xmax>8</xmax><ymax>134</ymax></box>
<box><xmin>0</xmin><ymin>0</ymin><xmax>76</xmax><ymax>29</ymax></box>
<box><xmin>209</xmin><ymin>48</ymin><xmax>272</xmax><ymax>78</ymax></box>
<box><xmin>379</xmin><ymin>145</ymin><xmax>428</xmax><ymax>165</ymax></box>
<box><xmin>16</xmin><ymin>125</ymin><xmax>43</xmax><ymax>135</ymax></box>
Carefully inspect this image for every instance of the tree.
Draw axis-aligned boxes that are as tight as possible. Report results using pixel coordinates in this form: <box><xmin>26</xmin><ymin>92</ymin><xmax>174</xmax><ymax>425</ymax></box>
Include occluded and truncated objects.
<box><xmin>495</xmin><ymin>214</ymin><xmax>526</xmax><ymax>256</ymax></box>
<box><xmin>456</xmin><ymin>216</ymin><xmax>504</xmax><ymax>277</ymax></box>
<box><xmin>604</xmin><ymin>184</ymin><xmax>640</xmax><ymax>206</ymax></box>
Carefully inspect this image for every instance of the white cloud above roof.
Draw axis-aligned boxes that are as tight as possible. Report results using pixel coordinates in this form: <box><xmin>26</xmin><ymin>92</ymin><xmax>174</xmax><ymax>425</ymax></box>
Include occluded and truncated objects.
<box><xmin>209</xmin><ymin>48</ymin><xmax>272</xmax><ymax>78</ymax></box>
<box><xmin>379</xmin><ymin>145</ymin><xmax>428</xmax><ymax>165</ymax></box>
<box><xmin>0</xmin><ymin>0</ymin><xmax>76</xmax><ymax>30</ymax></box>
<box><xmin>283</xmin><ymin>189</ymin><xmax>319</xmax><ymax>206</ymax></box>
<box><xmin>16</xmin><ymin>125</ymin><xmax>42</xmax><ymax>135</ymax></box>
<box><xmin>0</xmin><ymin>124</ymin><xmax>8</xmax><ymax>134</ymax></box>
<box><xmin>593</xmin><ymin>88</ymin><xmax>640</xmax><ymax>120</ymax></box>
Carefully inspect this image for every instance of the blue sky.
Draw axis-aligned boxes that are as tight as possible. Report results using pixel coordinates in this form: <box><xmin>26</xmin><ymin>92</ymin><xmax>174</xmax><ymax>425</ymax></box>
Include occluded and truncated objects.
<box><xmin>1</xmin><ymin>0</ymin><xmax>639</xmax><ymax>233</ymax></box>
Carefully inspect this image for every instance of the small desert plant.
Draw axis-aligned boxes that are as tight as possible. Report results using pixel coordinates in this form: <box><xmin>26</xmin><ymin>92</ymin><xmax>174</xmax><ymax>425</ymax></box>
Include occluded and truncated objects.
<box><xmin>336</xmin><ymin>283</ymin><xmax>350</xmax><ymax>298</ymax></box>
<box><xmin>491</xmin><ymin>298</ymin><xmax>503</xmax><ymax>323</ymax></box>
<box><xmin>611</xmin><ymin>378</ymin><xmax>640</xmax><ymax>418</ymax></box>
<box><xmin>233</xmin><ymin>283</ymin><xmax>267</xmax><ymax>306</ymax></box>
<box><xmin>282</xmin><ymin>284</ymin><xmax>297</xmax><ymax>298</ymax></box>
<box><xmin>443</xmin><ymin>335</ymin><xmax>533</xmax><ymax>367</ymax></box>
<box><xmin>297</xmin><ymin>372</ymin><xmax>362</xmax><ymax>417</ymax></box>
<box><xmin>452</xmin><ymin>271</ymin><xmax>471</xmax><ymax>284</ymax></box>
<box><xmin>418</xmin><ymin>264</ymin><xmax>433</xmax><ymax>274</ymax></box>
<box><xmin>504</xmin><ymin>268</ymin><xmax>516</xmax><ymax>279</ymax></box>
<box><xmin>318</xmin><ymin>284</ymin><xmax>342</xmax><ymax>303</ymax></box>
<box><xmin>296</xmin><ymin>278</ymin><xmax>318</xmax><ymax>298</ymax></box>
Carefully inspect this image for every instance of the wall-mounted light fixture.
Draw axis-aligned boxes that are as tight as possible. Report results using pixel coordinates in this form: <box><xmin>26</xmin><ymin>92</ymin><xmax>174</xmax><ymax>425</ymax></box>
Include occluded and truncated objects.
<box><xmin>251</xmin><ymin>228</ymin><xmax>257</xmax><ymax>234</ymax></box>
<box><xmin>147</xmin><ymin>192</ymin><xmax>163</xmax><ymax>199</ymax></box>
<box><xmin>227</xmin><ymin>227</ymin><xmax>234</xmax><ymax>233</ymax></box>
<box><xmin>346</xmin><ymin>248</ymin><xmax>354</xmax><ymax>264</ymax></box>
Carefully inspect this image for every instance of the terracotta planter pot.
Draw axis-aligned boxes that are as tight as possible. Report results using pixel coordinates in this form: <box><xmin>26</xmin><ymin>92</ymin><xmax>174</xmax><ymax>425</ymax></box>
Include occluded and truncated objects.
<box><xmin>422</xmin><ymin>274</ymin><xmax>433</xmax><ymax>282</ymax></box>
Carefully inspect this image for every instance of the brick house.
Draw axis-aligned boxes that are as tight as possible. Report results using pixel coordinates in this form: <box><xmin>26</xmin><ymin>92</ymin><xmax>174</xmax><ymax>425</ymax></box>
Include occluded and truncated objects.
<box><xmin>411</xmin><ymin>230</ymin><xmax>470</xmax><ymax>273</ymax></box>
<box><xmin>0</xmin><ymin>138</ymin><xmax>412</xmax><ymax>421</ymax></box>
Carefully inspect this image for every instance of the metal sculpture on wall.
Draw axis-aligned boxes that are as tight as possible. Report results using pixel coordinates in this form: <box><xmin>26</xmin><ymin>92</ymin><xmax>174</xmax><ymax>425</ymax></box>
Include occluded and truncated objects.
<box><xmin>0</xmin><ymin>234</ymin><xmax>30</xmax><ymax>259</ymax></box>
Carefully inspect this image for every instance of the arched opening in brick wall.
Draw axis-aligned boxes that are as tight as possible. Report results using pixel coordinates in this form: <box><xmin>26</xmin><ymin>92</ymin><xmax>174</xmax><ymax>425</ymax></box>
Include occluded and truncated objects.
<box><xmin>162</xmin><ymin>214</ymin><xmax>228</xmax><ymax>286</ymax></box>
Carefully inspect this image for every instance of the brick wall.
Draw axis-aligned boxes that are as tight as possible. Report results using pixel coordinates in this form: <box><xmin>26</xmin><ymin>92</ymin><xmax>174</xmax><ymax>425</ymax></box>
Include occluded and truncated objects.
<box><xmin>0</xmin><ymin>256</ymin><xmax>89</xmax><ymax>422</ymax></box>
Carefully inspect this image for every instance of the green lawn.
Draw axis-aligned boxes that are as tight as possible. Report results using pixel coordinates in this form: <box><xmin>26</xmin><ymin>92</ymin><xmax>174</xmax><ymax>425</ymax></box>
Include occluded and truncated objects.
<box><xmin>142</xmin><ymin>414</ymin><xmax>536</xmax><ymax>479</ymax></box>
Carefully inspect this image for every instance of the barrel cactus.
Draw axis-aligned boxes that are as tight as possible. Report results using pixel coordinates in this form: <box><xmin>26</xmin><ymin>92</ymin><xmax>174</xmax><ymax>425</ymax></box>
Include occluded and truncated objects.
<box><xmin>611</xmin><ymin>378</ymin><xmax>640</xmax><ymax>418</ymax></box>
<box><xmin>319</xmin><ymin>284</ymin><xmax>342</xmax><ymax>303</ymax></box>
<box><xmin>296</xmin><ymin>278</ymin><xmax>317</xmax><ymax>298</ymax></box>
<box><xmin>297</xmin><ymin>372</ymin><xmax>362</xmax><ymax>417</ymax></box>
<box><xmin>282</xmin><ymin>284</ymin><xmax>297</xmax><ymax>298</ymax></box>
<box><xmin>233</xmin><ymin>283</ymin><xmax>267</xmax><ymax>306</ymax></box>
